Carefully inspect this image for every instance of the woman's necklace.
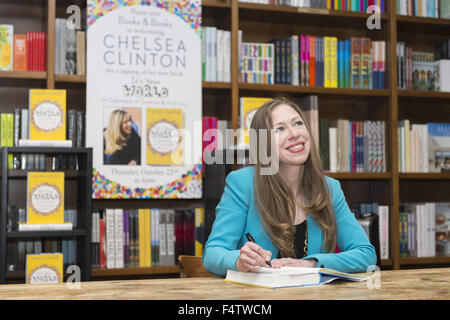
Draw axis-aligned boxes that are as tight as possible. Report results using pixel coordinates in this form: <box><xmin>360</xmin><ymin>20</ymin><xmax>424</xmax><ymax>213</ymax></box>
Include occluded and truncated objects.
<box><xmin>304</xmin><ymin>222</ymin><xmax>308</xmax><ymax>256</ymax></box>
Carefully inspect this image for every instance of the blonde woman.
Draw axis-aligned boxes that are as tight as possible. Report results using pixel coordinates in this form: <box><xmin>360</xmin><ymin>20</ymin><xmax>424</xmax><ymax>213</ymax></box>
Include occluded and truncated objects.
<box><xmin>104</xmin><ymin>109</ymin><xmax>141</xmax><ymax>165</ymax></box>
<box><xmin>203</xmin><ymin>97</ymin><xmax>376</xmax><ymax>276</ymax></box>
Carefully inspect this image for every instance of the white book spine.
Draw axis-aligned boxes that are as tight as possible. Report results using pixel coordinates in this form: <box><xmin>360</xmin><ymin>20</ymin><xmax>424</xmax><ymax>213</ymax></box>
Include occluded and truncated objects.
<box><xmin>329</xmin><ymin>127</ymin><xmax>337</xmax><ymax>172</ymax></box>
<box><xmin>212</xmin><ymin>26</ymin><xmax>217</xmax><ymax>82</ymax></box>
<box><xmin>206</xmin><ymin>27</ymin><xmax>212</xmax><ymax>82</ymax></box>
<box><xmin>166</xmin><ymin>210</ymin><xmax>175</xmax><ymax>266</ymax></box>
<box><xmin>114</xmin><ymin>208</ymin><xmax>124</xmax><ymax>268</ymax></box>
<box><xmin>105</xmin><ymin>208</ymin><xmax>115</xmax><ymax>269</ymax></box>
<box><xmin>18</xmin><ymin>140</ymin><xmax>73</xmax><ymax>147</ymax></box>
<box><xmin>159</xmin><ymin>210</ymin><xmax>167</xmax><ymax>266</ymax></box>
<box><xmin>378</xmin><ymin>205</ymin><xmax>389</xmax><ymax>260</ymax></box>
<box><xmin>224</xmin><ymin>30</ymin><xmax>231</xmax><ymax>83</ymax></box>
<box><xmin>216</xmin><ymin>29</ymin><xmax>224</xmax><ymax>82</ymax></box>
<box><xmin>422</xmin><ymin>124</ymin><xmax>428</xmax><ymax>172</ymax></box>
<box><xmin>18</xmin><ymin>223</ymin><xmax>72</xmax><ymax>231</ymax></box>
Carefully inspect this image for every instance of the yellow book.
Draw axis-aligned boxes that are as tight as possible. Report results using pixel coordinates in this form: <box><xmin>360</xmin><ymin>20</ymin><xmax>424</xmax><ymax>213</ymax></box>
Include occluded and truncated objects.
<box><xmin>6</xmin><ymin>113</ymin><xmax>13</xmax><ymax>169</ymax></box>
<box><xmin>0</xmin><ymin>24</ymin><xmax>13</xmax><ymax>71</ymax></box>
<box><xmin>146</xmin><ymin>108</ymin><xmax>183</xmax><ymax>165</ymax></box>
<box><xmin>26</xmin><ymin>253</ymin><xmax>64</xmax><ymax>284</ymax></box>
<box><xmin>194</xmin><ymin>207</ymin><xmax>204</xmax><ymax>257</ymax></box>
<box><xmin>138</xmin><ymin>208</ymin><xmax>146</xmax><ymax>267</ymax></box>
<box><xmin>239</xmin><ymin>97</ymin><xmax>272</xmax><ymax>146</ymax></box>
<box><xmin>27</xmin><ymin>172</ymin><xmax>64</xmax><ymax>224</ymax></box>
<box><xmin>29</xmin><ymin>89</ymin><xmax>66</xmax><ymax>141</ymax></box>
<box><xmin>330</xmin><ymin>37</ymin><xmax>338</xmax><ymax>88</ymax></box>
<box><xmin>0</xmin><ymin>114</ymin><xmax>6</xmax><ymax>148</ymax></box>
<box><xmin>324</xmin><ymin>37</ymin><xmax>331</xmax><ymax>88</ymax></box>
<box><xmin>145</xmin><ymin>209</ymin><xmax>151</xmax><ymax>267</ymax></box>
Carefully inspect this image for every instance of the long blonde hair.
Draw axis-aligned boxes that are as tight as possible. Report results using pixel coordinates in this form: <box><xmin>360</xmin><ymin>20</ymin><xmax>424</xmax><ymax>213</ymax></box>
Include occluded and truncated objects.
<box><xmin>104</xmin><ymin>109</ymin><xmax>129</xmax><ymax>155</ymax></box>
<box><xmin>250</xmin><ymin>97</ymin><xmax>336</xmax><ymax>257</ymax></box>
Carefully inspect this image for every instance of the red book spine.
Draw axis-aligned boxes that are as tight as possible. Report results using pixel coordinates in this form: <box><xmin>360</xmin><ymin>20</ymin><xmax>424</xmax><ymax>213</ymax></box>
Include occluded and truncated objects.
<box><xmin>183</xmin><ymin>209</ymin><xmax>195</xmax><ymax>256</ymax></box>
<box><xmin>37</xmin><ymin>32</ymin><xmax>41</xmax><ymax>71</ymax></box>
<box><xmin>99</xmin><ymin>217</ymin><xmax>106</xmax><ymax>269</ymax></box>
<box><xmin>175</xmin><ymin>210</ymin><xmax>184</xmax><ymax>259</ymax></box>
<box><xmin>43</xmin><ymin>32</ymin><xmax>47</xmax><ymax>71</ymax></box>
<box><xmin>26</xmin><ymin>32</ymin><xmax>31</xmax><ymax>71</ymax></box>
<box><xmin>309</xmin><ymin>36</ymin><xmax>316</xmax><ymax>87</ymax></box>
<box><xmin>31</xmin><ymin>32</ymin><xmax>36</xmax><ymax>71</ymax></box>
<box><xmin>351</xmin><ymin>121</ymin><xmax>356</xmax><ymax>172</ymax></box>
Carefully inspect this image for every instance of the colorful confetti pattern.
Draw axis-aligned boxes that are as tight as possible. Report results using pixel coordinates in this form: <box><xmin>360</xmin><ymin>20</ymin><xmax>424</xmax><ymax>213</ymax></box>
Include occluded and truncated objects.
<box><xmin>87</xmin><ymin>0</ymin><xmax>202</xmax><ymax>33</ymax></box>
<box><xmin>92</xmin><ymin>163</ymin><xmax>202</xmax><ymax>199</ymax></box>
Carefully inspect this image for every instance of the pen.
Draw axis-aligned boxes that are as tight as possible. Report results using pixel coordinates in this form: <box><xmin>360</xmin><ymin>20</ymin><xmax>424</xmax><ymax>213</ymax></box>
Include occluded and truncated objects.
<box><xmin>245</xmin><ymin>232</ymin><xmax>272</xmax><ymax>267</ymax></box>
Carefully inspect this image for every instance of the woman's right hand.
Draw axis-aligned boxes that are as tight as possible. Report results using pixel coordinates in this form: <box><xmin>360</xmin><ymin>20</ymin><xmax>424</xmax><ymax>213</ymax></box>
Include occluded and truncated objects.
<box><xmin>236</xmin><ymin>242</ymin><xmax>272</xmax><ymax>272</ymax></box>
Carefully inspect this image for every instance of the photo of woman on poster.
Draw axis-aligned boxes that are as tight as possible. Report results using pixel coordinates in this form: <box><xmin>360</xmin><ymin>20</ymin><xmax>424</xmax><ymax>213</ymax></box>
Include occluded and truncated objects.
<box><xmin>103</xmin><ymin>108</ymin><xmax>141</xmax><ymax>165</ymax></box>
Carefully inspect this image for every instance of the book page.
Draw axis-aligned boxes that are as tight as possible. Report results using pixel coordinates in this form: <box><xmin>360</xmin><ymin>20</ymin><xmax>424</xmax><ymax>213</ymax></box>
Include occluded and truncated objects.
<box><xmin>256</xmin><ymin>267</ymin><xmax>320</xmax><ymax>275</ymax></box>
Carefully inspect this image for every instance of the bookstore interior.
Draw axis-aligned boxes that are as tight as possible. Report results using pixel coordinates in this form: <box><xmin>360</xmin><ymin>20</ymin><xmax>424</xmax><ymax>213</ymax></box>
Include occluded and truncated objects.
<box><xmin>0</xmin><ymin>0</ymin><xmax>449</xmax><ymax>286</ymax></box>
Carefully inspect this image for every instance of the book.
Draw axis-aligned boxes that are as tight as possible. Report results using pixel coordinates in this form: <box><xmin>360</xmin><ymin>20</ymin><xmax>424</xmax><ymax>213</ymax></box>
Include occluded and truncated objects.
<box><xmin>18</xmin><ymin>139</ymin><xmax>72</xmax><ymax>147</ymax></box>
<box><xmin>29</xmin><ymin>89</ymin><xmax>67</xmax><ymax>141</ymax></box>
<box><xmin>26</xmin><ymin>253</ymin><xmax>64</xmax><ymax>284</ymax></box>
<box><xmin>194</xmin><ymin>207</ymin><xmax>204</xmax><ymax>257</ymax></box>
<box><xmin>27</xmin><ymin>172</ymin><xmax>65</xmax><ymax>225</ymax></box>
<box><xmin>0</xmin><ymin>24</ymin><xmax>13</xmax><ymax>71</ymax></box>
<box><xmin>239</xmin><ymin>97</ymin><xmax>272</xmax><ymax>146</ymax></box>
<box><xmin>428</xmin><ymin>122</ymin><xmax>450</xmax><ymax>172</ymax></box>
<box><xmin>18</xmin><ymin>223</ymin><xmax>72</xmax><ymax>231</ymax></box>
<box><xmin>13</xmin><ymin>34</ymin><xmax>27</xmax><ymax>71</ymax></box>
<box><xmin>146</xmin><ymin>108</ymin><xmax>184</xmax><ymax>165</ymax></box>
<box><xmin>225</xmin><ymin>267</ymin><xmax>370</xmax><ymax>289</ymax></box>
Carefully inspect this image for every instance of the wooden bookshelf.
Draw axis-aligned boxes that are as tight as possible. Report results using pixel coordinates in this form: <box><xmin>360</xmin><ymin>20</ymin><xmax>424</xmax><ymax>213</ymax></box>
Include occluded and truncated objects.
<box><xmin>1</xmin><ymin>0</ymin><xmax>449</xmax><ymax>282</ymax></box>
<box><xmin>55</xmin><ymin>74</ymin><xmax>87</xmax><ymax>83</ymax></box>
<box><xmin>91</xmin><ymin>266</ymin><xmax>180</xmax><ymax>278</ymax></box>
<box><xmin>327</xmin><ymin>172</ymin><xmax>392</xmax><ymax>180</ymax></box>
<box><xmin>399</xmin><ymin>256</ymin><xmax>450</xmax><ymax>265</ymax></box>
<box><xmin>239</xmin><ymin>83</ymin><xmax>390</xmax><ymax>96</ymax></box>
<box><xmin>399</xmin><ymin>173</ymin><xmax>450</xmax><ymax>180</ymax></box>
<box><xmin>0</xmin><ymin>71</ymin><xmax>46</xmax><ymax>80</ymax></box>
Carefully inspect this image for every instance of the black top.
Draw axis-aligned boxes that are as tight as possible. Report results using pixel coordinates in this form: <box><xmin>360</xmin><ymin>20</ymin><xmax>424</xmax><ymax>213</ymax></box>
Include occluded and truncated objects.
<box><xmin>294</xmin><ymin>220</ymin><xmax>307</xmax><ymax>259</ymax></box>
<box><xmin>103</xmin><ymin>127</ymin><xmax>141</xmax><ymax>165</ymax></box>
<box><xmin>277</xmin><ymin>220</ymin><xmax>308</xmax><ymax>259</ymax></box>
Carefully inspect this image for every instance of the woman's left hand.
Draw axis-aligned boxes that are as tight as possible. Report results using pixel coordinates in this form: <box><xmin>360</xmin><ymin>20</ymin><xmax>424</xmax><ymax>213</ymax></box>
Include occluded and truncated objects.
<box><xmin>270</xmin><ymin>258</ymin><xmax>317</xmax><ymax>268</ymax></box>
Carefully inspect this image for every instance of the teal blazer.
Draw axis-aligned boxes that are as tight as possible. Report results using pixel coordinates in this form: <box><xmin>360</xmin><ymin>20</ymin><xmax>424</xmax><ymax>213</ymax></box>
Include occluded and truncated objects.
<box><xmin>202</xmin><ymin>166</ymin><xmax>377</xmax><ymax>277</ymax></box>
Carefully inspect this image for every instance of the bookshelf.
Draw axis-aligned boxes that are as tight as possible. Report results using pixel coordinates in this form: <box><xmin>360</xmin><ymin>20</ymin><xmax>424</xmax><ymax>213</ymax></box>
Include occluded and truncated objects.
<box><xmin>0</xmin><ymin>0</ymin><xmax>449</xmax><ymax>281</ymax></box>
<box><xmin>0</xmin><ymin>147</ymin><xmax>92</xmax><ymax>284</ymax></box>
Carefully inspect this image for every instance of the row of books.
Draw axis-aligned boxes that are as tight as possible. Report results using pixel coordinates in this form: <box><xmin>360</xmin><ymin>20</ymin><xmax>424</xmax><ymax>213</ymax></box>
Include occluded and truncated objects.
<box><xmin>399</xmin><ymin>202</ymin><xmax>450</xmax><ymax>258</ymax></box>
<box><xmin>239</xmin><ymin>33</ymin><xmax>386</xmax><ymax>89</ymax></box>
<box><xmin>398</xmin><ymin>121</ymin><xmax>450</xmax><ymax>173</ymax></box>
<box><xmin>397</xmin><ymin>42</ymin><xmax>450</xmax><ymax>92</ymax></box>
<box><xmin>7</xmin><ymin>206</ymin><xmax>79</xmax><ymax>232</ymax></box>
<box><xmin>0</xmin><ymin>21</ymin><xmax>86</xmax><ymax>74</ymax></box>
<box><xmin>0</xmin><ymin>108</ymin><xmax>86</xmax><ymax>169</ymax></box>
<box><xmin>397</xmin><ymin>0</ymin><xmax>450</xmax><ymax>19</ymax></box>
<box><xmin>201</xmin><ymin>26</ymin><xmax>231</xmax><ymax>82</ymax></box>
<box><xmin>324</xmin><ymin>119</ymin><xmax>386</xmax><ymax>173</ymax></box>
<box><xmin>55</xmin><ymin>18</ymin><xmax>86</xmax><ymax>76</ymax></box>
<box><xmin>238</xmin><ymin>0</ymin><xmax>386</xmax><ymax>12</ymax></box>
<box><xmin>90</xmin><ymin>208</ymin><xmax>205</xmax><ymax>269</ymax></box>
<box><xmin>0</xmin><ymin>25</ymin><xmax>46</xmax><ymax>72</ymax></box>
<box><xmin>7</xmin><ymin>239</ymin><xmax>77</xmax><ymax>273</ymax></box>
<box><xmin>238</xmin><ymin>96</ymin><xmax>319</xmax><ymax>147</ymax></box>
<box><xmin>349</xmin><ymin>202</ymin><xmax>389</xmax><ymax>260</ymax></box>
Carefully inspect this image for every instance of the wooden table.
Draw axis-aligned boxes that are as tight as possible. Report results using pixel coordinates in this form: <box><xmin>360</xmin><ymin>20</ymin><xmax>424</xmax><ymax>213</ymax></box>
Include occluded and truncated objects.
<box><xmin>0</xmin><ymin>268</ymin><xmax>448</xmax><ymax>300</ymax></box>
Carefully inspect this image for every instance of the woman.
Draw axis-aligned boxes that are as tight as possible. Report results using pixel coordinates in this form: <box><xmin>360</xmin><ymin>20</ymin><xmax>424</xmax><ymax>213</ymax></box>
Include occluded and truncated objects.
<box><xmin>104</xmin><ymin>109</ymin><xmax>141</xmax><ymax>165</ymax></box>
<box><xmin>202</xmin><ymin>97</ymin><xmax>376</xmax><ymax>276</ymax></box>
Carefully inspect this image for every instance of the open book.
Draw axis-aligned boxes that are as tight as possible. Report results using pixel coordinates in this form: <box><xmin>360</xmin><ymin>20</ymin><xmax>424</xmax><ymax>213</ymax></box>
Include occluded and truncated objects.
<box><xmin>225</xmin><ymin>267</ymin><xmax>370</xmax><ymax>289</ymax></box>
